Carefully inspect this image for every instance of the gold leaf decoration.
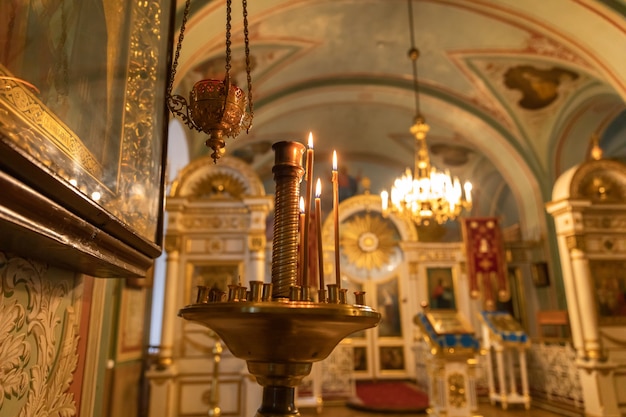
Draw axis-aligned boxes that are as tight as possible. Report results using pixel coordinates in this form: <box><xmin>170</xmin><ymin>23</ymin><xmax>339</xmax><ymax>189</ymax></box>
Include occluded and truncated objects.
<box><xmin>340</xmin><ymin>213</ymin><xmax>397</xmax><ymax>270</ymax></box>
<box><xmin>191</xmin><ymin>172</ymin><xmax>247</xmax><ymax>199</ymax></box>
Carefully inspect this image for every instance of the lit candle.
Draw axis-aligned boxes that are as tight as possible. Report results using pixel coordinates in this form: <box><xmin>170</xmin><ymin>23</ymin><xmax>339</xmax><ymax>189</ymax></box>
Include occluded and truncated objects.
<box><xmin>332</xmin><ymin>150</ymin><xmax>341</xmax><ymax>288</ymax></box>
<box><xmin>298</xmin><ymin>197</ymin><xmax>306</xmax><ymax>286</ymax></box>
<box><xmin>315</xmin><ymin>179</ymin><xmax>325</xmax><ymax>296</ymax></box>
<box><xmin>301</xmin><ymin>133</ymin><xmax>315</xmax><ymax>290</ymax></box>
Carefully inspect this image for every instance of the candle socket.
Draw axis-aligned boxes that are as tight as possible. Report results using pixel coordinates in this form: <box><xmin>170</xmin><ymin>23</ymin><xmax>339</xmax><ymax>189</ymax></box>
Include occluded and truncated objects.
<box><xmin>327</xmin><ymin>284</ymin><xmax>339</xmax><ymax>304</ymax></box>
<box><xmin>339</xmin><ymin>288</ymin><xmax>348</xmax><ymax>304</ymax></box>
<box><xmin>289</xmin><ymin>285</ymin><xmax>303</xmax><ymax>301</ymax></box>
<box><xmin>354</xmin><ymin>291</ymin><xmax>366</xmax><ymax>306</ymax></box>
<box><xmin>249</xmin><ymin>281</ymin><xmax>264</xmax><ymax>302</ymax></box>
<box><xmin>262</xmin><ymin>283</ymin><xmax>273</xmax><ymax>301</ymax></box>
<box><xmin>301</xmin><ymin>286</ymin><xmax>311</xmax><ymax>302</ymax></box>
<box><xmin>209</xmin><ymin>289</ymin><xmax>225</xmax><ymax>303</ymax></box>
<box><xmin>238</xmin><ymin>286</ymin><xmax>248</xmax><ymax>302</ymax></box>
<box><xmin>318</xmin><ymin>289</ymin><xmax>327</xmax><ymax>303</ymax></box>
<box><xmin>228</xmin><ymin>284</ymin><xmax>240</xmax><ymax>302</ymax></box>
<box><xmin>197</xmin><ymin>286</ymin><xmax>210</xmax><ymax>304</ymax></box>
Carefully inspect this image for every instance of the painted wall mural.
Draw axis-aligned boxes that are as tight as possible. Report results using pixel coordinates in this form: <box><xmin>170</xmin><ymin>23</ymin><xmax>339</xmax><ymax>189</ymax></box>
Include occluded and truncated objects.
<box><xmin>0</xmin><ymin>252</ymin><xmax>81</xmax><ymax>417</ymax></box>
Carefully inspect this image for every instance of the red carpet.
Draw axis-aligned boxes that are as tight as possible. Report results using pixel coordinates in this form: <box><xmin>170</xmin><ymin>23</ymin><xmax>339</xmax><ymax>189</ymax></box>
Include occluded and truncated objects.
<box><xmin>347</xmin><ymin>380</ymin><xmax>429</xmax><ymax>413</ymax></box>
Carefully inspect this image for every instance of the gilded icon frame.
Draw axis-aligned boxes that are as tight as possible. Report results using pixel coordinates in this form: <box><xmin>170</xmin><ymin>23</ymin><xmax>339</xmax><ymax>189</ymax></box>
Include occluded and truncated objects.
<box><xmin>0</xmin><ymin>0</ymin><xmax>175</xmax><ymax>277</ymax></box>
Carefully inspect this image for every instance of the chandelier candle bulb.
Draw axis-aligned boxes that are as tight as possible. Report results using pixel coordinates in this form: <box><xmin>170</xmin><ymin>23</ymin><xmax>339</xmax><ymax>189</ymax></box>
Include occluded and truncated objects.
<box><xmin>332</xmin><ymin>150</ymin><xmax>341</xmax><ymax>288</ymax></box>
<box><xmin>301</xmin><ymin>133</ymin><xmax>315</xmax><ymax>293</ymax></box>
<box><xmin>380</xmin><ymin>190</ymin><xmax>389</xmax><ymax>215</ymax></box>
<box><xmin>315</xmin><ymin>179</ymin><xmax>325</xmax><ymax>301</ymax></box>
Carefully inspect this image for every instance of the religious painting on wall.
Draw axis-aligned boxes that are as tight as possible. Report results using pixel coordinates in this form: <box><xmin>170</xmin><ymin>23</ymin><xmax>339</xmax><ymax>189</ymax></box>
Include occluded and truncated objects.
<box><xmin>353</xmin><ymin>346</ymin><xmax>368</xmax><ymax>372</ymax></box>
<box><xmin>377</xmin><ymin>277</ymin><xmax>402</xmax><ymax>337</ymax></box>
<box><xmin>379</xmin><ymin>346</ymin><xmax>405</xmax><ymax>371</ymax></box>
<box><xmin>0</xmin><ymin>0</ymin><xmax>174</xmax><ymax>265</ymax></box>
<box><xmin>427</xmin><ymin>267</ymin><xmax>456</xmax><ymax>310</ymax></box>
<box><xmin>591</xmin><ymin>260</ymin><xmax>626</xmax><ymax>324</ymax></box>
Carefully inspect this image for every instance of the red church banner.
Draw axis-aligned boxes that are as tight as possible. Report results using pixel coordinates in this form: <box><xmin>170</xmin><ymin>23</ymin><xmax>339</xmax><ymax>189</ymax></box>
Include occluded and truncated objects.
<box><xmin>461</xmin><ymin>217</ymin><xmax>508</xmax><ymax>310</ymax></box>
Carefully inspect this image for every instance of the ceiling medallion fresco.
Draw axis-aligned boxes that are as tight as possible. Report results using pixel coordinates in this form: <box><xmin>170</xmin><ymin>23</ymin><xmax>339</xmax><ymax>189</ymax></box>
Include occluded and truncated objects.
<box><xmin>503</xmin><ymin>65</ymin><xmax>579</xmax><ymax>110</ymax></box>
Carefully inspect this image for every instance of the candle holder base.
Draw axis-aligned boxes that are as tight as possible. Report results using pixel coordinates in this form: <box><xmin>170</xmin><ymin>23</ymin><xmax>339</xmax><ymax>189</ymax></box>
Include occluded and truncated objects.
<box><xmin>179</xmin><ymin>300</ymin><xmax>380</xmax><ymax>417</ymax></box>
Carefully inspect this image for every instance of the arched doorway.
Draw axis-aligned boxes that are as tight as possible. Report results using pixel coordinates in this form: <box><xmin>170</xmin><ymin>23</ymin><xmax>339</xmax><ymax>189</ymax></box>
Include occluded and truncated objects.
<box><xmin>324</xmin><ymin>194</ymin><xmax>417</xmax><ymax>380</ymax></box>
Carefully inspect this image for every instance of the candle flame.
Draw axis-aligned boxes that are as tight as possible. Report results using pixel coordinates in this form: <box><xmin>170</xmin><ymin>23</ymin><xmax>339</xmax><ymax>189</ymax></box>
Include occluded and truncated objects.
<box><xmin>308</xmin><ymin>132</ymin><xmax>314</xmax><ymax>149</ymax></box>
<box><xmin>332</xmin><ymin>150</ymin><xmax>337</xmax><ymax>171</ymax></box>
<box><xmin>315</xmin><ymin>178</ymin><xmax>322</xmax><ymax>197</ymax></box>
<box><xmin>299</xmin><ymin>196</ymin><xmax>305</xmax><ymax>213</ymax></box>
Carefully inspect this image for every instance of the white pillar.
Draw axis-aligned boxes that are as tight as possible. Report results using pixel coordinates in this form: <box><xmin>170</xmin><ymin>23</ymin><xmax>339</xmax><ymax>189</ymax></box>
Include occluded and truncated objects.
<box><xmin>247</xmin><ymin>233</ymin><xmax>267</xmax><ymax>282</ymax></box>
<box><xmin>569</xmin><ymin>248</ymin><xmax>602</xmax><ymax>359</ymax></box>
<box><xmin>159</xmin><ymin>236</ymin><xmax>181</xmax><ymax>363</ymax></box>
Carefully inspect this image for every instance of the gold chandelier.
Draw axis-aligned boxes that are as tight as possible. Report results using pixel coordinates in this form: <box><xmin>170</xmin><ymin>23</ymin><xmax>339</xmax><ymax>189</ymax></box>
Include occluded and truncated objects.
<box><xmin>381</xmin><ymin>0</ymin><xmax>472</xmax><ymax>225</ymax></box>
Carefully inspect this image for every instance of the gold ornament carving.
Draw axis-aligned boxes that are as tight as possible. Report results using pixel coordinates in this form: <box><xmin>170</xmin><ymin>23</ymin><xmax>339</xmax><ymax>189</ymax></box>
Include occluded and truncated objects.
<box><xmin>191</xmin><ymin>172</ymin><xmax>247</xmax><ymax>199</ymax></box>
<box><xmin>565</xmin><ymin>235</ymin><xmax>585</xmax><ymax>251</ymax></box>
<box><xmin>570</xmin><ymin>159</ymin><xmax>626</xmax><ymax>203</ymax></box>
<box><xmin>447</xmin><ymin>372</ymin><xmax>467</xmax><ymax>408</ymax></box>
<box><xmin>341</xmin><ymin>213</ymin><xmax>396</xmax><ymax>270</ymax></box>
<box><xmin>0</xmin><ymin>253</ymin><xmax>79</xmax><ymax>416</ymax></box>
<box><xmin>164</xmin><ymin>235</ymin><xmax>181</xmax><ymax>252</ymax></box>
<box><xmin>249</xmin><ymin>234</ymin><xmax>266</xmax><ymax>252</ymax></box>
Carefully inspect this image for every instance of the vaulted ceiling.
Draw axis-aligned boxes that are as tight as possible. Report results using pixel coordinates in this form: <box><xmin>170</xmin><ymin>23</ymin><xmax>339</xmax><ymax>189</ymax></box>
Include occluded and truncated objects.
<box><xmin>168</xmin><ymin>0</ymin><xmax>626</xmax><ymax>240</ymax></box>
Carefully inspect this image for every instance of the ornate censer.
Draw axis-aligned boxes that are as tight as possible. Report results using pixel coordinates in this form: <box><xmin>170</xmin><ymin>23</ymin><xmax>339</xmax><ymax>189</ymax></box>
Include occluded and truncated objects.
<box><xmin>179</xmin><ymin>141</ymin><xmax>381</xmax><ymax>417</ymax></box>
<box><xmin>166</xmin><ymin>0</ymin><xmax>253</xmax><ymax>162</ymax></box>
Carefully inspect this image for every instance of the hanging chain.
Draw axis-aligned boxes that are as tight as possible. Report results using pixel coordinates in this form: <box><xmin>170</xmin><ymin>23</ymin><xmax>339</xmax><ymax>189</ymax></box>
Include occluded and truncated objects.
<box><xmin>225</xmin><ymin>0</ymin><xmax>232</xmax><ymax>77</ymax></box>
<box><xmin>242</xmin><ymin>0</ymin><xmax>254</xmax><ymax>125</ymax></box>
<box><xmin>167</xmin><ymin>0</ymin><xmax>192</xmax><ymax>98</ymax></box>
<box><xmin>407</xmin><ymin>0</ymin><xmax>421</xmax><ymax>121</ymax></box>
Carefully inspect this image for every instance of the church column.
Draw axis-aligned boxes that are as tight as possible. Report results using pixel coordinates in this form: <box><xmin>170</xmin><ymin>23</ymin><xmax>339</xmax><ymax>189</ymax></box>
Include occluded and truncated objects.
<box><xmin>569</xmin><ymin>240</ymin><xmax>620</xmax><ymax>417</ymax></box>
<box><xmin>244</xmin><ymin>200</ymin><xmax>272</xmax><ymax>283</ymax></box>
<box><xmin>147</xmin><ymin>234</ymin><xmax>181</xmax><ymax>417</ymax></box>
<box><xmin>159</xmin><ymin>234</ymin><xmax>181</xmax><ymax>364</ymax></box>
<box><xmin>546</xmin><ymin>202</ymin><xmax>586</xmax><ymax>358</ymax></box>
<box><xmin>549</xmin><ymin>207</ymin><xmax>620</xmax><ymax>416</ymax></box>
<box><xmin>567</xmin><ymin>239</ymin><xmax>602</xmax><ymax>360</ymax></box>
<box><xmin>248</xmin><ymin>233</ymin><xmax>267</xmax><ymax>282</ymax></box>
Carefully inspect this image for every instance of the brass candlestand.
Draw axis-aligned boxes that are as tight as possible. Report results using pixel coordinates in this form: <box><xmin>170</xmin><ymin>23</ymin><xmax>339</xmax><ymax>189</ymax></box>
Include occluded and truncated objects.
<box><xmin>179</xmin><ymin>141</ymin><xmax>381</xmax><ymax>417</ymax></box>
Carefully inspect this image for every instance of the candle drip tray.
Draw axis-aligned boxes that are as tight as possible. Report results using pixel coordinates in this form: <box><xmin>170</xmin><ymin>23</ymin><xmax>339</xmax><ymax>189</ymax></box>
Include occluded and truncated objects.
<box><xmin>179</xmin><ymin>300</ymin><xmax>380</xmax><ymax>417</ymax></box>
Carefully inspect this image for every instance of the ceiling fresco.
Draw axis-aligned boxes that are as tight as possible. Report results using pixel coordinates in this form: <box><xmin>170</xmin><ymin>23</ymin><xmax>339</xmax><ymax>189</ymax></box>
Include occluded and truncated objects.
<box><xmin>167</xmin><ymin>0</ymin><xmax>626</xmax><ymax>239</ymax></box>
